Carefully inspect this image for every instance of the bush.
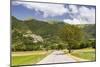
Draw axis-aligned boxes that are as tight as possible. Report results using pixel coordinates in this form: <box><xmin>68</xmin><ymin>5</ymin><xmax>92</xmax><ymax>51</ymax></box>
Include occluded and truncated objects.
<box><xmin>91</xmin><ymin>40</ymin><xmax>96</xmax><ymax>48</ymax></box>
<box><xmin>80</xmin><ymin>42</ymin><xmax>88</xmax><ymax>48</ymax></box>
<box><xmin>79</xmin><ymin>40</ymin><xmax>96</xmax><ymax>49</ymax></box>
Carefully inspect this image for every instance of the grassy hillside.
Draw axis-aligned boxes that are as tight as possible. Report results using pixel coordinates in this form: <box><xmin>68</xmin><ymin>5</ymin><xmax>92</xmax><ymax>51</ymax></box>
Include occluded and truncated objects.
<box><xmin>11</xmin><ymin>16</ymin><xmax>96</xmax><ymax>51</ymax></box>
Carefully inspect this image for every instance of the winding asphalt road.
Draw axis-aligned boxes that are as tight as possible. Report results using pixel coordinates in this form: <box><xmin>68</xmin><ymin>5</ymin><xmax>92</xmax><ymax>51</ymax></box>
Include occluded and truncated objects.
<box><xmin>37</xmin><ymin>50</ymin><xmax>76</xmax><ymax>64</ymax></box>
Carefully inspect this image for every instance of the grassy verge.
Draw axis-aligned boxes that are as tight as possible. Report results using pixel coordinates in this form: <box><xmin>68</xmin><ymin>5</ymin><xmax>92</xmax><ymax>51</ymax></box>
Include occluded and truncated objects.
<box><xmin>70</xmin><ymin>48</ymin><xmax>96</xmax><ymax>61</ymax></box>
<box><xmin>12</xmin><ymin>50</ymin><xmax>52</xmax><ymax>66</ymax></box>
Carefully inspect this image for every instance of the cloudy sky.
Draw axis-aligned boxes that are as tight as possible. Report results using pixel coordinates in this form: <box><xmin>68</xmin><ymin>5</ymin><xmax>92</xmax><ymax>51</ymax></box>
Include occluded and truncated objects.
<box><xmin>11</xmin><ymin>1</ymin><xmax>96</xmax><ymax>24</ymax></box>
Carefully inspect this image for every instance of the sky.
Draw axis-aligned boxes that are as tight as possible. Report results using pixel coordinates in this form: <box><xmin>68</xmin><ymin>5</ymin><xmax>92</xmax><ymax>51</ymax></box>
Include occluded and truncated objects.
<box><xmin>11</xmin><ymin>1</ymin><xmax>96</xmax><ymax>24</ymax></box>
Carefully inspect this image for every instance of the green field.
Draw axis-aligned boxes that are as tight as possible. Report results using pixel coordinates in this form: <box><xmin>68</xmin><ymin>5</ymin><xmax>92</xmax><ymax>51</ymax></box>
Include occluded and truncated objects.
<box><xmin>12</xmin><ymin>51</ymin><xmax>52</xmax><ymax>66</ymax></box>
<box><xmin>70</xmin><ymin>48</ymin><xmax>96</xmax><ymax>61</ymax></box>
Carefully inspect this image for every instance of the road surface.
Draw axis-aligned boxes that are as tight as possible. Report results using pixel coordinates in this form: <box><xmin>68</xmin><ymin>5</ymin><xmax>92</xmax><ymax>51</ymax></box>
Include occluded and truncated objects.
<box><xmin>37</xmin><ymin>50</ymin><xmax>76</xmax><ymax>64</ymax></box>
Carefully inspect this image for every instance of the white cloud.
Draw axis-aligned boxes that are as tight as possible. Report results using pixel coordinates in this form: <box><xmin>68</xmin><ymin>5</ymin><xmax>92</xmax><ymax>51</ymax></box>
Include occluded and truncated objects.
<box><xmin>79</xmin><ymin>6</ymin><xmax>95</xmax><ymax>24</ymax></box>
<box><xmin>64</xmin><ymin>5</ymin><xmax>95</xmax><ymax>24</ymax></box>
<box><xmin>12</xmin><ymin>1</ymin><xmax>95</xmax><ymax>24</ymax></box>
<box><xmin>12</xmin><ymin>1</ymin><xmax>68</xmax><ymax>18</ymax></box>
<box><xmin>69</xmin><ymin>5</ymin><xmax>78</xmax><ymax>13</ymax></box>
<box><xmin>12</xmin><ymin>1</ymin><xmax>20</xmax><ymax>5</ymax></box>
<box><xmin>64</xmin><ymin>19</ymin><xmax>83</xmax><ymax>24</ymax></box>
<box><xmin>64</xmin><ymin>18</ymin><xmax>93</xmax><ymax>24</ymax></box>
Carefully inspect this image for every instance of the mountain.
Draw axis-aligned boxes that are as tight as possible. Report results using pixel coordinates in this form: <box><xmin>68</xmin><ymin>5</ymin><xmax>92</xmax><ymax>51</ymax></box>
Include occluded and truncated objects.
<box><xmin>12</xmin><ymin>16</ymin><xmax>65</xmax><ymax>38</ymax></box>
<box><xmin>83</xmin><ymin>24</ymin><xmax>96</xmax><ymax>39</ymax></box>
<box><xmin>12</xmin><ymin>16</ymin><xmax>95</xmax><ymax>39</ymax></box>
<box><xmin>11</xmin><ymin>16</ymin><xmax>96</xmax><ymax>51</ymax></box>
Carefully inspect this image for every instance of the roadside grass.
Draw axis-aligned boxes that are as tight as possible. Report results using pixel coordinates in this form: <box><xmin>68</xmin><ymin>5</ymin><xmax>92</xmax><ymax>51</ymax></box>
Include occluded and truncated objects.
<box><xmin>12</xmin><ymin>51</ymin><xmax>50</xmax><ymax>56</ymax></box>
<box><xmin>12</xmin><ymin>50</ymin><xmax>52</xmax><ymax>66</ymax></box>
<box><xmin>70</xmin><ymin>48</ymin><xmax>96</xmax><ymax>61</ymax></box>
<box><xmin>63</xmin><ymin>48</ymin><xmax>95</xmax><ymax>61</ymax></box>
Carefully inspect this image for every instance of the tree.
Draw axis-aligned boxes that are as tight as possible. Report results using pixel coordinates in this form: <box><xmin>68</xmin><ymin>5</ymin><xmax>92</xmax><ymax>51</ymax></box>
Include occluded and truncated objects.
<box><xmin>12</xmin><ymin>30</ymin><xmax>25</xmax><ymax>51</ymax></box>
<box><xmin>59</xmin><ymin>24</ymin><xmax>84</xmax><ymax>53</ymax></box>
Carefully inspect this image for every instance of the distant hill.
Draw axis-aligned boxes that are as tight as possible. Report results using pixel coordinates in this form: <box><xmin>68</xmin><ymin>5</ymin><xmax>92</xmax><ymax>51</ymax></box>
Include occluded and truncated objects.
<box><xmin>11</xmin><ymin>16</ymin><xmax>96</xmax><ymax>51</ymax></box>
<box><xmin>12</xmin><ymin>16</ymin><xmax>65</xmax><ymax>38</ymax></box>
<box><xmin>12</xmin><ymin>16</ymin><xmax>95</xmax><ymax>39</ymax></box>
